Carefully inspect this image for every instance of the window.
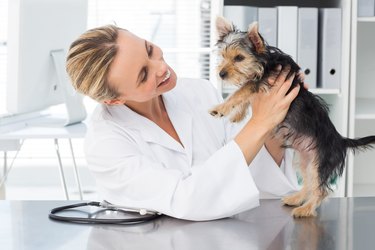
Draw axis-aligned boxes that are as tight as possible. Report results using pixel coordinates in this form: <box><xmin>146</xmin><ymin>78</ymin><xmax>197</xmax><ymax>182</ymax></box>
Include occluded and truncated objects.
<box><xmin>87</xmin><ymin>0</ymin><xmax>211</xmax><ymax>80</ymax></box>
<box><xmin>0</xmin><ymin>0</ymin><xmax>212</xmax><ymax>115</ymax></box>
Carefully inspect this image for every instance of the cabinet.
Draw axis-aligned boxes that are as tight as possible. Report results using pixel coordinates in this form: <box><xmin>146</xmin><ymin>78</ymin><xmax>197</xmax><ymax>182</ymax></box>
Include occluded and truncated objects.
<box><xmin>209</xmin><ymin>0</ymin><xmax>353</xmax><ymax>197</ymax></box>
<box><xmin>348</xmin><ymin>0</ymin><xmax>375</xmax><ymax>197</ymax></box>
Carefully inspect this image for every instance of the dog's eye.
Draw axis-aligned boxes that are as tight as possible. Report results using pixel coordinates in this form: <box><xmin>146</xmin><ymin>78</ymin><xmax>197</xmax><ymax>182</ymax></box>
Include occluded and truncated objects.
<box><xmin>234</xmin><ymin>55</ymin><xmax>245</xmax><ymax>62</ymax></box>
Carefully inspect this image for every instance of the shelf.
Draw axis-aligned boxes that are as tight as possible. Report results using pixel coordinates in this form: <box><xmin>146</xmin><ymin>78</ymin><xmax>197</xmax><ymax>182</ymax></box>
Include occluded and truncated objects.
<box><xmin>358</xmin><ymin>17</ymin><xmax>375</xmax><ymax>22</ymax></box>
<box><xmin>309</xmin><ymin>88</ymin><xmax>340</xmax><ymax>95</ymax></box>
<box><xmin>355</xmin><ymin>98</ymin><xmax>375</xmax><ymax>120</ymax></box>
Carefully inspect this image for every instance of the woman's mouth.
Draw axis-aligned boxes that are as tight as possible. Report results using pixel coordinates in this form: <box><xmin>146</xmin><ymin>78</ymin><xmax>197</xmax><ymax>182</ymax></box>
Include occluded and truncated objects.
<box><xmin>158</xmin><ymin>69</ymin><xmax>171</xmax><ymax>87</ymax></box>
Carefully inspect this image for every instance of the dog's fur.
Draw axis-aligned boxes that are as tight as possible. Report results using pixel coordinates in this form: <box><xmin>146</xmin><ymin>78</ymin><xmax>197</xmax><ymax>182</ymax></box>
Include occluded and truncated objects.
<box><xmin>211</xmin><ymin>16</ymin><xmax>375</xmax><ymax>217</ymax></box>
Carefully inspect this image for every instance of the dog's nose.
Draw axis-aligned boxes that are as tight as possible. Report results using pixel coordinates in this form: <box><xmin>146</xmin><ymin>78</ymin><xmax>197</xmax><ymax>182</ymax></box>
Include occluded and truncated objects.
<box><xmin>219</xmin><ymin>70</ymin><xmax>227</xmax><ymax>79</ymax></box>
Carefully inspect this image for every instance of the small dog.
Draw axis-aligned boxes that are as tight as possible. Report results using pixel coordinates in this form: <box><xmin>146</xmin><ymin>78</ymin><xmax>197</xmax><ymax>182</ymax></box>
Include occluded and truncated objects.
<box><xmin>211</xmin><ymin>16</ymin><xmax>375</xmax><ymax>217</ymax></box>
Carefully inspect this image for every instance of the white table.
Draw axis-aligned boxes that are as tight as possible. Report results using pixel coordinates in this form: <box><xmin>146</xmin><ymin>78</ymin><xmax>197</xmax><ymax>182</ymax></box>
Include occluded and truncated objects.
<box><xmin>0</xmin><ymin>118</ymin><xmax>87</xmax><ymax>200</ymax></box>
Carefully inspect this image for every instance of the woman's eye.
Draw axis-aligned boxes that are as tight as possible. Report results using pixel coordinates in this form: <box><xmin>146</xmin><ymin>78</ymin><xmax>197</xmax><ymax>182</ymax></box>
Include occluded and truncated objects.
<box><xmin>142</xmin><ymin>68</ymin><xmax>148</xmax><ymax>83</ymax></box>
<box><xmin>234</xmin><ymin>54</ymin><xmax>244</xmax><ymax>62</ymax></box>
<box><xmin>147</xmin><ymin>44</ymin><xmax>153</xmax><ymax>57</ymax></box>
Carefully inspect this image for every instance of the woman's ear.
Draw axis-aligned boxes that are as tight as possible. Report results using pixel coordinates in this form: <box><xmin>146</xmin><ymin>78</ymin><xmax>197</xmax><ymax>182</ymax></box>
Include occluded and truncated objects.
<box><xmin>216</xmin><ymin>16</ymin><xmax>234</xmax><ymax>40</ymax></box>
<box><xmin>247</xmin><ymin>22</ymin><xmax>266</xmax><ymax>54</ymax></box>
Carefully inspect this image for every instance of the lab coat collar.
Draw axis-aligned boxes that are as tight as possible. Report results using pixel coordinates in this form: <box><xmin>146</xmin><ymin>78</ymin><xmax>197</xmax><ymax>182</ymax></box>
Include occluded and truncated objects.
<box><xmin>105</xmin><ymin>91</ymin><xmax>193</xmax><ymax>164</ymax></box>
<box><xmin>162</xmin><ymin>90</ymin><xmax>193</xmax><ymax>164</ymax></box>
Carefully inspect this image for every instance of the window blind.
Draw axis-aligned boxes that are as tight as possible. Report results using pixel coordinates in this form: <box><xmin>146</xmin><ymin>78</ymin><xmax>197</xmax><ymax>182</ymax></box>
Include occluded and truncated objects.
<box><xmin>0</xmin><ymin>0</ymin><xmax>212</xmax><ymax>114</ymax></box>
<box><xmin>87</xmin><ymin>0</ymin><xmax>211</xmax><ymax>80</ymax></box>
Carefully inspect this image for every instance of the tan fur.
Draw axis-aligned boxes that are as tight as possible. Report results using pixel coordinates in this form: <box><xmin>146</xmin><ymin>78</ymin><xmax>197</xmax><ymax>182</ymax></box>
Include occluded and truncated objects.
<box><xmin>209</xmin><ymin>84</ymin><xmax>252</xmax><ymax>122</ymax></box>
<box><xmin>248</xmin><ymin>22</ymin><xmax>266</xmax><ymax>54</ymax></box>
<box><xmin>291</xmin><ymin>154</ymin><xmax>328</xmax><ymax>218</ymax></box>
<box><xmin>211</xmin><ymin>47</ymin><xmax>263</xmax><ymax>120</ymax></box>
<box><xmin>282</xmin><ymin>148</ymin><xmax>328</xmax><ymax>217</ymax></box>
<box><xmin>282</xmin><ymin>137</ymin><xmax>329</xmax><ymax>217</ymax></box>
<box><xmin>231</xmin><ymin>102</ymin><xmax>250</xmax><ymax>122</ymax></box>
<box><xmin>282</xmin><ymin>152</ymin><xmax>312</xmax><ymax>207</ymax></box>
<box><xmin>217</xmin><ymin>47</ymin><xmax>262</xmax><ymax>87</ymax></box>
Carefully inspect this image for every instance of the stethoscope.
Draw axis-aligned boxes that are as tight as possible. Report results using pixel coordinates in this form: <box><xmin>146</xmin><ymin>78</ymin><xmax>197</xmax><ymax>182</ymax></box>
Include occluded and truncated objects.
<box><xmin>49</xmin><ymin>200</ymin><xmax>163</xmax><ymax>225</ymax></box>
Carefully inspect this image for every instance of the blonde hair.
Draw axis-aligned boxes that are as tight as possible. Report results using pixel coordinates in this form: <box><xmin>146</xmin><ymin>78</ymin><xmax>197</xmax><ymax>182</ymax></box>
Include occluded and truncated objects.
<box><xmin>66</xmin><ymin>24</ymin><xmax>120</xmax><ymax>102</ymax></box>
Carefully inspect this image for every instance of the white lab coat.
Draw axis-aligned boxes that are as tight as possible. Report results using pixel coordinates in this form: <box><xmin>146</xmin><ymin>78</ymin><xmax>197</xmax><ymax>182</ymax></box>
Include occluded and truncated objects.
<box><xmin>85</xmin><ymin>78</ymin><xmax>300</xmax><ymax>221</ymax></box>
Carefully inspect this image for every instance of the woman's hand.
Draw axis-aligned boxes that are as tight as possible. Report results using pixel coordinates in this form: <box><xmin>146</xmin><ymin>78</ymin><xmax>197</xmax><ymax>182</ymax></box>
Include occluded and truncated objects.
<box><xmin>234</xmin><ymin>65</ymin><xmax>300</xmax><ymax>165</ymax></box>
<box><xmin>250</xmin><ymin>65</ymin><xmax>300</xmax><ymax>133</ymax></box>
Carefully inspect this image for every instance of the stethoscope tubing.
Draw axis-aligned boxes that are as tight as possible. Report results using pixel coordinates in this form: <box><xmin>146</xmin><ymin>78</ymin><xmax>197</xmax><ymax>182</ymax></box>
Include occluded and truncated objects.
<box><xmin>49</xmin><ymin>201</ymin><xmax>162</xmax><ymax>225</ymax></box>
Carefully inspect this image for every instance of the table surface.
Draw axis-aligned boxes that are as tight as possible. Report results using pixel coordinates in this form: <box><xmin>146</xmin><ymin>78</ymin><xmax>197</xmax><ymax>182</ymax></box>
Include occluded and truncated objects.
<box><xmin>1</xmin><ymin>197</ymin><xmax>375</xmax><ymax>250</ymax></box>
<box><xmin>0</xmin><ymin>121</ymin><xmax>87</xmax><ymax>139</ymax></box>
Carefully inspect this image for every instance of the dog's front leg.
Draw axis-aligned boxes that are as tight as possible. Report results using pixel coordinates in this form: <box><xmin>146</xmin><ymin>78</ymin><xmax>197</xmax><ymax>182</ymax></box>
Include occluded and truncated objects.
<box><xmin>210</xmin><ymin>84</ymin><xmax>253</xmax><ymax>122</ymax></box>
<box><xmin>230</xmin><ymin>101</ymin><xmax>251</xmax><ymax>123</ymax></box>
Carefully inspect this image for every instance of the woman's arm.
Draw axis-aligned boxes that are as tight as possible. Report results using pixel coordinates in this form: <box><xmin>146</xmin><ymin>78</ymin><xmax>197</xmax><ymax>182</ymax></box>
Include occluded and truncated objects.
<box><xmin>86</xmin><ymin>131</ymin><xmax>259</xmax><ymax>221</ymax></box>
<box><xmin>264</xmin><ymin>135</ymin><xmax>285</xmax><ymax>166</ymax></box>
<box><xmin>263</xmin><ymin>69</ymin><xmax>308</xmax><ymax>166</ymax></box>
<box><xmin>234</xmin><ymin>67</ymin><xmax>300</xmax><ymax>165</ymax></box>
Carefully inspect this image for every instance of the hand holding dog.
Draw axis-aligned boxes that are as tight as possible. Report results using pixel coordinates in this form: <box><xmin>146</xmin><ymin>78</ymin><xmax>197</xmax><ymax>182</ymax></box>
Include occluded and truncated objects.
<box><xmin>234</xmin><ymin>66</ymin><xmax>300</xmax><ymax>165</ymax></box>
<box><xmin>250</xmin><ymin>65</ymin><xmax>300</xmax><ymax>132</ymax></box>
<box><xmin>262</xmin><ymin>66</ymin><xmax>301</xmax><ymax>165</ymax></box>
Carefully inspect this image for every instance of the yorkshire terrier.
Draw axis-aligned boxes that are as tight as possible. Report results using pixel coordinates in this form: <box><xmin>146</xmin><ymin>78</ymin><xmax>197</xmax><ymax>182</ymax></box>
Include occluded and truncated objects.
<box><xmin>210</xmin><ymin>16</ymin><xmax>375</xmax><ymax>217</ymax></box>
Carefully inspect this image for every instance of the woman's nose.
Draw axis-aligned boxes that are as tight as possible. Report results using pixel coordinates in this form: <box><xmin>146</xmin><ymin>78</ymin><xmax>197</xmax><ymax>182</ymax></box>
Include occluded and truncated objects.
<box><xmin>150</xmin><ymin>46</ymin><xmax>167</xmax><ymax>77</ymax></box>
<box><xmin>153</xmin><ymin>60</ymin><xmax>168</xmax><ymax>78</ymax></box>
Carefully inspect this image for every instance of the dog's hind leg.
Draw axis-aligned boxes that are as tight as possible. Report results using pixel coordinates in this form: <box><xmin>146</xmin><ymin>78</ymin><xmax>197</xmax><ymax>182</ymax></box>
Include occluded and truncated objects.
<box><xmin>282</xmin><ymin>151</ymin><xmax>312</xmax><ymax>207</ymax></box>
<box><xmin>291</xmin><ymin>157</ymin><xmax>328</xmax><ymax>217</ymax></box>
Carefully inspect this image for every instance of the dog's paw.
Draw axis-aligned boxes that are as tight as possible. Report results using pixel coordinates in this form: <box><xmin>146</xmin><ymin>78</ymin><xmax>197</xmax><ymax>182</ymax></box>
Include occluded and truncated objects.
<box><xmin>292</xmin><ymin>205</ymin><xmax>317</xmax><ymax>218</ymax></box>
<box><xmin>209</xmin><ymin>104</ymin><xmax>231</xmax><ymax>118</ymax></box>
<box><xmin>282</xmin><ymin>195</ymin><xmax>304</xmax><ymax>207</ymax></box>
<box><xmin>209</xmin><ymin>108</ymin><xmax>224</xmax><ymax>117</ymax></box>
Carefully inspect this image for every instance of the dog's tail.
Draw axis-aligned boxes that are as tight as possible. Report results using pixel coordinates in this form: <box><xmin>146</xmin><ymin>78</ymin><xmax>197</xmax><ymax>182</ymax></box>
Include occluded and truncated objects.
<box><xmin>344</xmin><ymin>136</ymin><xmax>375</xmax><ymax>153</ymax></box>
<box><xmin>318</xmin><ymin>135</ymin><xmax>375</xmax><ymax>190</ymax></box>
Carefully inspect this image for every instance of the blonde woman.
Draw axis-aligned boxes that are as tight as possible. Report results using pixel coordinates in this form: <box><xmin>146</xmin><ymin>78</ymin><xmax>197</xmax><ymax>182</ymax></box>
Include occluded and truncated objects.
<box><xmin>66</xmin><ymin>25</ymin><xmax>300</xmax><ymax>221</ymax></box>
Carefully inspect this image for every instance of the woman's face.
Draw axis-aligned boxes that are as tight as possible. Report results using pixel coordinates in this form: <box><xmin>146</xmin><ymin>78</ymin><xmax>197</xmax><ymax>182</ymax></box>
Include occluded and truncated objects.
<box><xmin>106</xmin><ymin>29</ymin><xmax>177</xmax><ymax>104</ymax></box>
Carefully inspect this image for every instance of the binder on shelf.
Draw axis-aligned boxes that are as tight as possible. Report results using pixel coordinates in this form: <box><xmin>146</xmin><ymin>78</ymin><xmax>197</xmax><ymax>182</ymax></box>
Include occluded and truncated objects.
<box><xmin>223</xmin><ymin>5</ymin><xmax>258</xmax><ymax>31</ymax></box>
<box><xmin>297</xmin><ymin>8</ymin><xmax>318</xmax><ymax>89</ymax></box>
<box><xmin>277</xmin><ymin>6</ymin><xmax>298</xmax><ymax>60</ymax></box>
<box><xmin>258</xmin><ymin>8</ymin><xmax>277</xmax><ymax>47</ymax></box>
<box><xmin>318</xmin><ymin>8</ymin><xmax>342</xmax><ymax>89</ymax></box>
<box><xmin>358</xmin><ymin>0</ymin><xmax>375</xmax><ymax>17</ymax></box>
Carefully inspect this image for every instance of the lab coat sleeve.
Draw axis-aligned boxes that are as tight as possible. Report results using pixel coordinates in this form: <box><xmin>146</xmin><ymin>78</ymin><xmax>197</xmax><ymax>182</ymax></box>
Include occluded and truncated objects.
<box><xmin>86</xmin><ymin>127</ymin><xmax>259</xmax><ymax>221</ymax></box>
<box><xmin>249</xmin><ymin>146</ymin><xmax>300</xmax><ymax>198</ymax></box>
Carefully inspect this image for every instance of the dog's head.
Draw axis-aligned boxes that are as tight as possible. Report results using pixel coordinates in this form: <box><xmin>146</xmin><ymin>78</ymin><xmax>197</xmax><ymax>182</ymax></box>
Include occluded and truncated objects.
<box><xmin>215</xmin><ymin>16</ymin><xmax>268</xmax><ymax>89</ymax></box>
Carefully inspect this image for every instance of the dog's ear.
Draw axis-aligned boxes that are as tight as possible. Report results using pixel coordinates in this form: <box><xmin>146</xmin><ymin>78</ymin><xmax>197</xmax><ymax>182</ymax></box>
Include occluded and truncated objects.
<box><xmin>248</xmin><ymin>22</ymin><xmax>266</xmax><ymax>54</ymax></box>
<box><xmin>216</xmin><ymin>16</ymin><xmax>234</xmax><ymax>40</ymax></box>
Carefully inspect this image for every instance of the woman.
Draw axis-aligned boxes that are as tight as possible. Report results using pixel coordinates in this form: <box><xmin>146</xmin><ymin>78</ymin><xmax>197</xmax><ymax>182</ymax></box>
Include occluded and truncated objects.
<box><xmin>66</xmin><ymin>25</ymin><xmax>301</xmax><ymax>221</ymax></box>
